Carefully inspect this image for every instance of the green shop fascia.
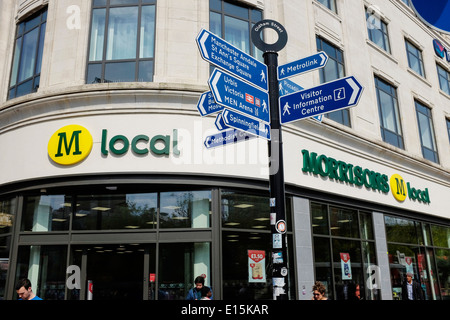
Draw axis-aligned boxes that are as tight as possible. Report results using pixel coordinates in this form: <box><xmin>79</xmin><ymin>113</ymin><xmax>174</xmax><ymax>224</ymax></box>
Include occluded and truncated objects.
<box><xmin>301</xmin><ymin>149</ymin><xmax>430</xmax><ymax>204</ymax></box>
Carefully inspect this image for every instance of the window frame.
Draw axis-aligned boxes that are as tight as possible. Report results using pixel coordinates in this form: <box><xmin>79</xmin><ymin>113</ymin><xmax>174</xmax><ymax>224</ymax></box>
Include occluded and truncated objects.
<box><xmin>366</xmin><ymin>10</ymin><xmax>391</xmax><ymax>53</ymax></box>
<box><xmin>405</xmin><ymin>39</ymin><xmax>425</xmax><ymax>77</ymax></box>
<box><xmin>8</xmin><ymin>8</ymin><xmax>48</xmax><ymax>100</ymax></box>
<box><xmin>437</xmin><ymin>64</ymin><xmax>450</xmax><ymax>96</ymax></box>
<box><xmin>86</xmin><ymin>0</ymin><xmax>156</xmax><ymax>84</ymax></box>
<box><xmin>415</xmin><ymin>100</ymin><xmax>439</xmax><ymax>163</ymax></box>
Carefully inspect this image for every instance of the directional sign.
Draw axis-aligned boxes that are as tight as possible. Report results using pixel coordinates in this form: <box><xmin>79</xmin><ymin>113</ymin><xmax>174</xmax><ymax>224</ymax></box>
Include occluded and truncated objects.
<box><xmin>197</xmin><ymin>91</ymin><xmax>224</xmax><ymax>116</ymax></box>
<box><xmin>197</xmin><ymin>29</ymin><xmax>268</xmax><ymax>91</ymax></box>
<box><xmin>279</xmin><ymin>76</ymin><xmax>363</xmax><ymax>124</ymax></box>
<box><xmin>222</xmin><ymin>109</ymin><xmax>271</xmax><ymax>140</ymax></box>
<box><xmin>215</xmin><ymin>113</ymin><xmax>228</xmax><ymax>131</ymax></box>
<box><xmin>204</xmin><ymin>128</ymin><xmax>256</xmax><ymax>149</ymax></box>
<box><xmin>278</xmin><ymin>52</ymin><xmax>328</xmax><ymax>80</ymax></box>
<box><xmin>209</xmin><ymin>69</ymin><xmax>270</xmax><ymax>123</ymax></box>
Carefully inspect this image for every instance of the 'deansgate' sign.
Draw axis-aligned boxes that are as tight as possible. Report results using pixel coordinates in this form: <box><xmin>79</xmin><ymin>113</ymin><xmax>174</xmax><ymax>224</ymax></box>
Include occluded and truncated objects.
<box><xmin>301</xmin><ymin>149</ymin><xmax>430</xmax><ymax>204</ymax></box>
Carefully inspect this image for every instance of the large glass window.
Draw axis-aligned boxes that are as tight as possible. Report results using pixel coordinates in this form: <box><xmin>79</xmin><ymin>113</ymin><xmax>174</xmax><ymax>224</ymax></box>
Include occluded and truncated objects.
<box><xmin>15</xmin><ymin>245</ymin><xmax>67</xmax><ymax>300</ymax></box>
<box><xmin>405</xmin><ymin>40</ymin><xmax>425</xmax><ymax>77</ymax></box>
<box><xmin>366</xmin><ymin>10</ymin><xmax>391</xmax><ymax>53</ymax></box>
<box><xmin>209</xmin><ymin>0</ymin><xmax>263</xmax><ymax>61</ymax></box>
<box><xmin>375</xmin><ymin>76</ymin><xmax>404</xmax><ymax>149</ymax></box>
<box><xmin>385</xmin><ymin>216</ymin><xmax>449</xmax><ymax>300</ymax></box>
<box><xmin>87</xmin><ymin>0</ymin><xmax>156</xmax><ymax>83</ymax></box>
<box><xmin>437</xmin><ymin>64</ymin><xmax>450</xmax><ymax>95</ymax></box>
<box><xmin>0</xmin><ymin>198</ymin><xmax>15</xmax><ymax>300</ymax></box>
<box><xmin>316</xmin><ymin>37</ymin><xmax>350</xmax><ymax>126</ymax></box>
<box><xmin>415</xmin><ymin>101</ymin><xmax>439</xmax><ymax>163</ymax></box>
<box><xmin>8</xmin><ymin>8</ymin><xmax>47</xmax><ymax>99</ymax></box>
<box><xmin>311</xmin><ymin>202</ymin><xmax>378</xmax><ymax>300</ymax></box>
<box><xmin>316</xmin><ymin>0</ymin><xmax>337</xmax><ymax>13</ymax></box>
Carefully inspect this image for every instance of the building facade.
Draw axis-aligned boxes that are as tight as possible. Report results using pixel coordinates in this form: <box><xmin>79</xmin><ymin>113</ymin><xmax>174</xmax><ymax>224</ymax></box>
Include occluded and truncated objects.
<box><xmin>0</xmin><ymin>0</ymin><xmax>449</xmax><ymax>300</ymax></box>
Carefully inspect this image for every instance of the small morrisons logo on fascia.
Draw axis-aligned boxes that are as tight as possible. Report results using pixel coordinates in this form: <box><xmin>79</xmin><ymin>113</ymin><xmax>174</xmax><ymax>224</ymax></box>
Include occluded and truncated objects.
<box><xmin>48</xmin><ymin>125</ymin><xmax>93</xmax><ymax>165</ymax></box>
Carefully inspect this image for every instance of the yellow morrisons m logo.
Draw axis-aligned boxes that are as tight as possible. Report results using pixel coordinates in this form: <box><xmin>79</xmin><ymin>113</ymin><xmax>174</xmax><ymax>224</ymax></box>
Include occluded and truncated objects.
<box><xmin>48</xmin><ymin>125</ymin><xmax>93</xmax><ymax>165</ymax></box>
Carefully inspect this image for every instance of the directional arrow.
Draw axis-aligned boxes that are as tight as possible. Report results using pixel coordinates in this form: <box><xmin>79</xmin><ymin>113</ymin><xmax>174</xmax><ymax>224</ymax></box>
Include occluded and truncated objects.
<box><xmin>197</xmin><ymin>91</ymin><xmax>224</xmax><ymax>116</ymax></box>
<box><xmin>278</xmin><ymin>51</ymin><xmax>328</xmax><ymax>80</ymax></box>
<box><xmin>209</xmin><ymin>69</ymin><xmax>270</xmax><ymax>124</ymax></box>
<box><xmin>222</xmin><ymin>109</ymin><xmax>271</xmax><ymax>140</ymax></box>
<box><xmin>196</xmin><ymin>28</ymin><xmax>268</xmax><ymax>91</ymax></box>
<box><xmin>279</xmin><ymin>76</ymin><xmax>363</xmax><ymax>125</ymax></box>
<box><xmin>204</xmin><ymin>128</ymin><xmax>256</xmax><ymax>149</ymax></box>
<box><xmin>215</xmin><ymin>113</ymin><xmax>228</xmax><ymax>131</ymax></box>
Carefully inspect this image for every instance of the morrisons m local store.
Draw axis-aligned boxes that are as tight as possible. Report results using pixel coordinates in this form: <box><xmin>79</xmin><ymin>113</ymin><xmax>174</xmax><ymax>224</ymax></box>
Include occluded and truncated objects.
<box><xmin>0</xmin><ymin>112</ymin><xmax>448</xmax><ymax>301</ymax></box>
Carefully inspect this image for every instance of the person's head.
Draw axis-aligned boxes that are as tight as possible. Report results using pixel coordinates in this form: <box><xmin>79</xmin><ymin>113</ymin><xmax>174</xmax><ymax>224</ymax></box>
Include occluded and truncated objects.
<box><xmin>15</xmin><ymin>278</ymin><xmax>34</xmax><ymax>300</ymax></box>
<box><xmin>194</xmin><ymin>276</ymin><xmax>205</xmax><ymax>290</ymax></box>
<box><xmin>312</xmin><ymin>281</ymin><xmax>327</xmax><ymax>300</ymax></box>
<box><xmin>406</xmin><ymin>272</ymin><xmax>413</xmax><ymax>283</ymax></box>
<box><xmin>201</xmin><ymin>286</ymin><xmax>212</xmax><ymax>298</ymax></box>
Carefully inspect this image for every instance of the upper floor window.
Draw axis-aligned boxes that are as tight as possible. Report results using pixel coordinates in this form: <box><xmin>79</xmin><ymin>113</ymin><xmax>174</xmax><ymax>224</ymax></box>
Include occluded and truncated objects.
<box><xmin>8</xmin><ymin>8</ymin><xmax>47</xmax><ymax>99</ymax></box>
<box><xmin>437</xmin><ymin>64</ymin><xmax>450</xmax><ymax>95</ymax></box>
<box><xmin>87</xmin><ymin>0</ymin><xmax>156</xmax><ymax>84</ymax></box>
<box><xmin>401</xmin><ymin>0</ymin><xmax>412</xmax><ymax>7</ymax></box>
<box><xmin>405</xmin><ymin>40</ymin><xmax>425</xmax><ymax>77</ymax></box>
<box><xmin>366</xmin><ymin>9</ymin><xmax>391</xmax><ymax>53</ymax></box>
<box><xmin>209</xmin><ymin>0</ymin><xmax>263</xmax><ymax>61</ymax></box>
<box><xmin>316</xmin><ymin>36</ymin><xmax>350</xmax><ymax>127</ymax></box>
<box><xmin>446</xmin><ymin>118</ymin><xmax>450</xmax><ymax>144</ymax></box>
<box><xmin>375</xmin><ymin>76</ymin><xmax>404</xmax><ymax>149</ymax></box>
<box><xmin>316</xmin><ymin>0</ymin><xmax>337</xmax><ymax>13</ymax></box>
<box><xmin>415</xmin><ymin>101</ymin><xmax>439</xmax><ymax>163</ymax></box>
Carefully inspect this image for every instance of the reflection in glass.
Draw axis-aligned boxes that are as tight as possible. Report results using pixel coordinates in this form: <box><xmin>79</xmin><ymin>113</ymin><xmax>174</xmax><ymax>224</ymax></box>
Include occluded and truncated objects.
<box><xmin>16</xmin><ymin>245</ymin><xmax>67</xmax><ymax>300</ymax></box>
<box><xmin>160</xmin><ymin>191</ymin><xmax>211</xmax><ymax>228</ymax></box>
<box><xmin>159</xmin><ymin>243</ymin><xmax>210</xmax><ymax>300</ymax></box>
<box><xmin>21</xmin><ymin>195</ymin><xmax>71</xmax><ymax>231</ymax></box>
<box><xmin>106</xmin><ymin>7</ymin><xmax>138</xmax><ymax>60</ymax></box>
<box><xmin>0</xmin><ymin>237</ymin><xmax>11</xmax><ymax>299</ymax></box>
<box><xmin>73</xmin><ymin>193</ymin><xmax>157</xmax><ymax>230</ymax></box>
<box><xmin>0</xmin><ymin>198</ymin><xmax>16</xmax><ymax>234</ymax></box>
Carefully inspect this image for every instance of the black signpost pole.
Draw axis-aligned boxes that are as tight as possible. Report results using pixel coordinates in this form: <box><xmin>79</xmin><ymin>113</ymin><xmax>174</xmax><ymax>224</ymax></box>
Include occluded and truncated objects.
<box><xmin>252</xmin><ymin>20</ymin><xmax>289</xmax><ymax>300</ymax></box>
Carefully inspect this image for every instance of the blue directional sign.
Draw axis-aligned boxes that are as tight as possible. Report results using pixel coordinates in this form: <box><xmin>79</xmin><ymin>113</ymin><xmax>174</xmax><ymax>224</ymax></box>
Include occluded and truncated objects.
<box><xmin>209</xmin><ymin>69</ymin><xmax>270</xmax><ymax>123</ymax></box>
<box><xmin>196</xmin><ymin>28</ymin><xmax>268</xmax><ymax>91</ymax></box>
<box><xmin>279</xmin><ymin>76</ymin><xmax>363</xmax><ymax>124</ymax></box>
<box><xmin>197</xmin><ymin>91</ymin><xmax>224</xmax><ymax>116</ymax></box>
<box><xmin>204</xmin><ymin>128</ymin><xmax>256</xmax><ymax>149</ymax></box>
<box><xmin>215</xmin><ymin>113</ymin><xmax>228</xmax><ymax>131</ymax></box>
<box><xmin>222</xmin><ymin>109</ymin><xmax>271</xmax><ymax>140</ymax></box>
<box><xmin>278</xmin><ymin>52</ymin><xmax>328</xmax><ymax>80</ymax></box>
<box><xmin>411</xmin><ymin>0</ymin><xmax>450</xmax><ymax>34</ymax></box>
<box><xmin>279</xmin><ymin>78</ymin><xmax>303</xmax><ymax>96</ymax></box>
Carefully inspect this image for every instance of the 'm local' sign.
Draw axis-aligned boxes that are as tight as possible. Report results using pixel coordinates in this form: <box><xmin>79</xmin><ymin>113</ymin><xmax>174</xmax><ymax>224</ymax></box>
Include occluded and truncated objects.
<box><xmin>279</xmin><ymin>76</ymin><xmax>363</xmax><ymax>124</ymax></box>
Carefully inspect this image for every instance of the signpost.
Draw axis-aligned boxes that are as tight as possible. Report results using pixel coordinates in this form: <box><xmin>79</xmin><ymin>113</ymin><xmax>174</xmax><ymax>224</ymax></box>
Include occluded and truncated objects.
<box><xmin>196</xmin><ymin>20</ymin><xmax>363</xmax><ymax>300</ymax></box>
<box><xmin>279</xmin><ymin>76</ymin><xmax>363</xmax><ymax>124</ymax></box>
<box><xmin>209</xmin><ymin>69</ymin><xmax>270</xmax><ymax>123</ymax></box>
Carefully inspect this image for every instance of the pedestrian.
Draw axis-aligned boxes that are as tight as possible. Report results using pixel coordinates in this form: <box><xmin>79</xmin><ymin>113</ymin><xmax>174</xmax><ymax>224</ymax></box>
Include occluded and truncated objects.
<box><xmin>15</xmin><ymin>278</ymin><xmax>43</xmax><ymax>300</ymax></box>
<box><xmin>200</xmin><ymin>286</ymin><xmax>212</xmax><ymax>300</ymax></box>
<box><xmin>186</xmin><ymin>275</ymin><xmax>213</xmax><ymax>300</ymax></box>
<box><xmin>401</xmin><ymin>272</ymin><xmax>424</xmax><ymax>300</ymax></box>
<box><xmin>312</xmin><ymin>281</ymin><xmax>329</xmax><ymax>300</ymax></box>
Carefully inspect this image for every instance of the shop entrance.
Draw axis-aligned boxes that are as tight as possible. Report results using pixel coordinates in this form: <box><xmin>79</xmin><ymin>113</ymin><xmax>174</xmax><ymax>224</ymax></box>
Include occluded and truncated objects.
<box><xmin>71</xmin><ymin>244</ymin><xmax>153</xmax><ymax>300</ymax></box>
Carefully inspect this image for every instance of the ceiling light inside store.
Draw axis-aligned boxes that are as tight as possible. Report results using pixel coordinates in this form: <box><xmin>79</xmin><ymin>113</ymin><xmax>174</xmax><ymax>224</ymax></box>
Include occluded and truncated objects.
<box><xmin>234</xmin><ymin>204</ymin><xmax>254</xmax><ymax>208</ymax></box>
<box><xmin>92</xmin><ymin>207</ymin><xmax>111</xmax><ymax>211</ymax></box>
<box><xmin>163</xmin><ymin>206</ymin><xmax>181</xmax><ymax>210</ymax></box>
<box><xmin>224</xmin><ymin>222</ymin><xmax>240</xmax><ymax>226</ymax></box>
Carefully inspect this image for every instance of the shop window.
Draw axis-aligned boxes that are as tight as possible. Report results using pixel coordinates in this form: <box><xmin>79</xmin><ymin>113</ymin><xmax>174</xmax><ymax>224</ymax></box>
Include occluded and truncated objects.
<box><xmin>431</xmin><ymin>225</ymin><xmax>450</xmax><ymax>248</ymax></box>
<box><xmin>87</xmin><ymin>0</ymin><xmax>156</xmax><ymax>83</ymax></box>
<box><xmin>8</xmin><ymin>8</ymin><xmax>47</xmax><ymax>99</ymax></box>
<box><xmin>21</xmin><ymin>195</ymin><xmax>72</xmax><ymax>232</ymax></box>
<box><xmin>73</xmin><ymin>193</ymin><xmax>157</xmax><ymax>230</ymax></box>
<box><xmin>375</xmin><ymin>76</ymin><xmax>404</xmax><ymax>149</ymax></box>
<box><xmin>385</xmin><ymin>216</ymin><xmax>424</xmax><ymax>244</ymax></box>
<box><xmin>316</xmin><ymin>0</ymin><xmax>337</xmax><ymax>13</ymax></box>
<box><xmin>311</xmin><ymin>202</ymin><xmax>378</xmax><ymax>300</ymax></box>
<box><xmin>437</xmin><ymin>64</ymin><xmax>450</xmax><ymax>95</ymax></box>
<box><xmin>209</xmin><ymin>0</ymin><xmax>263</xmax><ymax>61</ymax></box>
<box><xmin>366</xmin><ymin>9</ymin><xmax>391</xmax><ymax>53</ymax></box>
<box><xmin>405</xmin><ymin>39</ymin><xmax>425</xmax><ymax>77</ymax></box>
<box><xmin>160</xmin><ymin>191</ymin><xmax>211</xmax><ymax>229</ymax></box>
<box><xmin>316</xmin><ymin>37</ymin><xmax>350</xmax><ymax>126</ymax></box>
<box><xmin>0</xmin><ymin>237</ymin><xmax>11</xmax><ymax>300</ymax></box>
<box><xmin>415</xmin><ymin>101</ymin><xmax>439</xmax><ymax>163</ymax></box>
<box><xmin>0</xmin><ymin>197</ymin><xmax>16</xmax><ymax>235</ymax></box>
<box><xmin>435</xmin><ymin>248</ymin><xmax>450</xmax><ymax>300</ymax></box>
<box><xmin>15</xmin><ymin>245</ymin><xmax>67</xmax><ymax>300</ymax></box>
<box><xmin>158</xmin><ymin>242</ymin><xmax>211</xmax><ymax>300</ymax></box>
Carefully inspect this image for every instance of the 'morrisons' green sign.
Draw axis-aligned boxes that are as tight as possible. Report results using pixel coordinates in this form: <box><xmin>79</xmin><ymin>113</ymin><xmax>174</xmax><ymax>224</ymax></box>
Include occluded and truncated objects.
<box><xmin>301</xmin><ymin>149</ymin><xmax>430</xmax><ymax>204</ymax></box>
